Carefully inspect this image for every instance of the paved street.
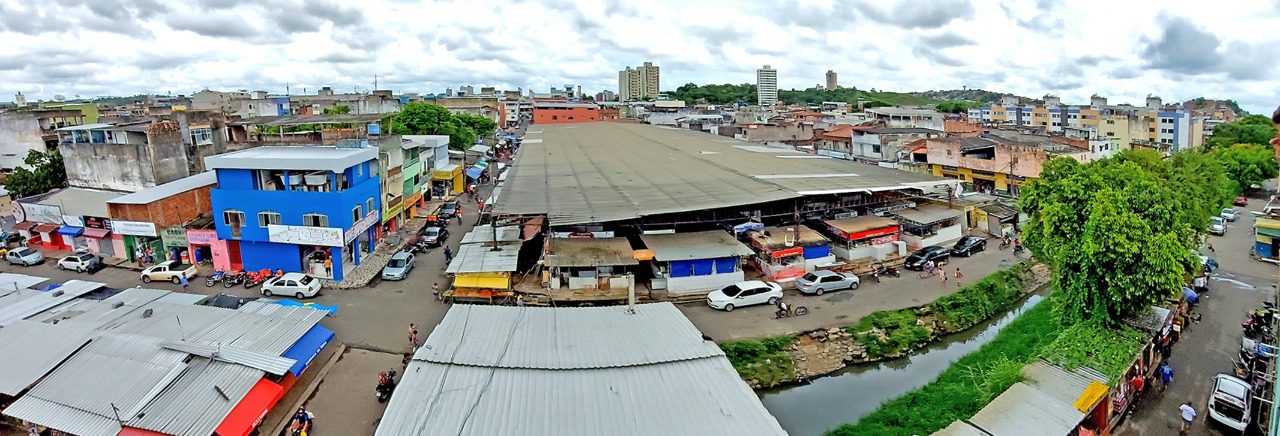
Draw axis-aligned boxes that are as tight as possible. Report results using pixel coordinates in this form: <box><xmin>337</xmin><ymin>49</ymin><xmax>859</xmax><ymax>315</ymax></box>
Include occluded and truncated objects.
<box><xmin>1120</xmin><ymin>197</ymin><xmax>1276</xmax><ymax>436</ymax></box>
<box><xmin>680</xmin><ymin>238</ymin><xmax>1026</xmax><ymax>341</ymax></box>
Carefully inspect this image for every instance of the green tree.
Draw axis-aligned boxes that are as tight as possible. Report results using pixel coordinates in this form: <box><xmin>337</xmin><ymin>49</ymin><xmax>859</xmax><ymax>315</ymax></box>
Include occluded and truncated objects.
<box><xmin>322</xmin><ymin>104</ymin><xmax>351</xmax><ymax>115</ymax></box>
<box><xmin>1214</xmin><ymin>143</ymin><xmax>1280</xmax><ymax>194</ymax></box>
<box><xmin>454</xmin><ymin>113</ymin><xmax>497</xmax><ymax>138</ymax></box>
<box><xmin>389</xmin><ymin>102</ymin><xmax>477</xmax><ymax>150</ymax></box>
<box><xmin>1018</xmin><ymin>150</ymin><xmax>1225</xmax><ymax>325</ymax></box>
<box><xmin>6</xmin><ymin>150</ymin><xmax>67</xmax><ymax>198</ymax></box>
<box><xmin>1207</xmin><ymin>115</ymin><xmax>1276</xmax><ymax>149</ymax></box>
<box><xmin>935</xmin><ymin>101</ymin><xmax>982</xmax><ymax>114</ymax></box>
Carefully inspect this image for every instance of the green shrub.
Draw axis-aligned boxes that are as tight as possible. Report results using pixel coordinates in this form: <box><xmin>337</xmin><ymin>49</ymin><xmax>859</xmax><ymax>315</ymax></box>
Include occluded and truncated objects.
<box><xmin>1040</xmin><ymin>321</ymin><xmax>1148</xmax><ymax>384</ymax></box>
<box><xmin>720</xmin><ymin>335</ymin><xmax>797</xmax><ymax>387</ymax></box>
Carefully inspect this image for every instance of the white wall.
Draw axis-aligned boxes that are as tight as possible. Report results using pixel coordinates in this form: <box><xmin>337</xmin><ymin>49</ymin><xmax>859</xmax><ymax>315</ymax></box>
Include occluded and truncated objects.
<box><xmin>901</xmin><ymin>224</ymin><xmax>963</xmax><ymax>251</ymax></box>
<box><xmin>666</xmin><ymin>270</ymin><xmax>745</xmax><ymax>295</ymax></box>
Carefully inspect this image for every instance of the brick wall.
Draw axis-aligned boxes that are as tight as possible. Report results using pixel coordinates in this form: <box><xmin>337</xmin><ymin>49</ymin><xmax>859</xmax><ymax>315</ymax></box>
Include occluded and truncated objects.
<box><xmin>107</xmin><ymin>185</ymin><xmax>213</xmax><ymax>227</ymax></box>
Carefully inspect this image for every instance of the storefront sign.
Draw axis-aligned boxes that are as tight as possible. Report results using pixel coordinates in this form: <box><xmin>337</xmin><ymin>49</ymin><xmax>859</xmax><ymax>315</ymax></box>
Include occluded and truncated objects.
<box><xmin>61</xmin><ymin>215</ymin><xmax>85</xmax><ymax>227</ymax></box>
<box><xmin>268</xmin><ymin>224</ymin><xmax>344</xmax><ymax>247</ymax></box>
<box><xmin>13</xmin><ymin>202</ymin><xmax>63</xmax><ymax>224</ymax></box>
<box><xmin>346</xmin><ymin>212</ymin><xmax>379</xmax><ymax>243</ymax></box>
<box><xmin>187</xmin><ymin>229</ymin><xmax>217</xmax><ymax>245</ymax></box>
<box><xmin>112</xmin><ymin>220</ymin><xmax>158</xmax><ymax>237</ymax></box>
<box><xmin>405</xmin><ymin>191</ymin><xmax>423</xmax><ymax>206</ymax></box>
<box><xmin>161</xmin><ymin>227</ymin><xmax>189</xmax><ymax>247</ymax></box>
<box><xmin>84</xmin><ymin>216</ymin><xmax>111</xmax><ymax>229</ymax></box>
<box><xmin>770</xmin><ymin>246</ymin><xmax>804</xmax><ymax>258</ymax></box>
<box><xmin>383</xmin><ymin>202</ymin><xmax>404</xmax><ymax>224</ymax></box>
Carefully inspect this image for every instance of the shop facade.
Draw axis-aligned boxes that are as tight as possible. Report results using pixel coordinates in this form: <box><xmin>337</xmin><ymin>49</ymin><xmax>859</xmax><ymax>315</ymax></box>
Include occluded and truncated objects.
<box><xmin>822</xmin><ymin>216</ymin><xmax>904</xmax><ymax>261</ymax></box>
<box><xmin>431</xmin><ymin>164</ymin><xmax>463</xmax><ymax>196</ymax></box>
<box><xmin>640</xmin><ymin>230</ymin><xmax>755</xmax><ymax>295</ymax></box>
<box><xmin>111</xmin><ymin>220</ymin><xmax>163</xmax><ymax>263</ymax></box>
<box><xmin>745</xmin><ymin>225</ymin><xmax>835</xmax><ymax>281</ymax></box>
<box><xmin>82</xmin><ymin>216</ymin><xmax>115</xmax><ymax>257</ymax></box>
<box><xmin>107</xmin><ymin>171</ymin><xmax>217</xmax><ymax>263</ymax></box>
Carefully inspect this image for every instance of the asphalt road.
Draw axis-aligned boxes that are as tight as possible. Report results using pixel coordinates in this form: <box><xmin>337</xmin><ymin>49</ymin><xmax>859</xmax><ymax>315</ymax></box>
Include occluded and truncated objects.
<box><xmin>1120</xmin><ymin>197</ymin><xmax>1276</xmax><ymax>436</ymax></box>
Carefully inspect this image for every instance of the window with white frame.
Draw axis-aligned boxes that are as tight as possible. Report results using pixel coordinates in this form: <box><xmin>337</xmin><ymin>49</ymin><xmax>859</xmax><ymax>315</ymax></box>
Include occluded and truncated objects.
<box><xmin>352</xmin><ymin>205</ymin><xmax>362</xmax><ymax>223</ymax></box>
<box><xmin>366</xmin><ymin>198</ymin><xmax>375</xmax><ymax>215</ymax></box>
<box><xmin>257</xmin><ymin>211</ymin><xmax>281</xmax><ymax>227</ymax></box>
<box><xmin>224</xmin><ymin>210</ymin><xmax>245</xmax><ymax>238</ymax></box>
<box><xmin>303</xmin><ymin>213</ymin><xmax>329</xmax><ymax>227</ymax></box>
<box><xmin>190</xmin><ymin>127</ymin><xmax>214</xmax><ymax>145</ymax></box>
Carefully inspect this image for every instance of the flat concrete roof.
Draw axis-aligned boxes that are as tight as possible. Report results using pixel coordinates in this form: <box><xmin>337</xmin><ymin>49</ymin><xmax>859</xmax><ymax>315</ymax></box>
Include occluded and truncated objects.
<box><xmin>204</xmin><ymin>146</ymin><xmax>379</xmax><ymax>172</ymax></box>
<box><xmin>108</xmin><ymin>172</ymin><xmax>215</xmax><ymax>205</ymax></box>
<box><xmin>496</xmin><ymin>123</ymin><xmax>950</xmax><ymax>225</ymax></box>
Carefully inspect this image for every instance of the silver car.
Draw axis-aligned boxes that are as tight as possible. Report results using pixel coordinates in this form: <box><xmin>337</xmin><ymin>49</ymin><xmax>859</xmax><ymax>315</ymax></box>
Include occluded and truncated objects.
<box><xmin>381</xmin><ymin>251</ymin><xmax>415</xmax><ymax>280</ymax></box>
<box><xmin>1221</xmin><ymin>208</ymin><xmax>1240</xmax><ymax>222</ymax></box>
<box><xmin>796</xmin><ymin>270</ymin><xmax>860</xmax><ymax>295</ymax></box>
<box><xmin>1208</xmin><ymin>216</ymin><xmax>1227</xmax><ymax>236</ymax></box>
<box><xmin>5</xmin><ymin>247</ymin><xmax>44</xmax><ymax>266</ymax></box>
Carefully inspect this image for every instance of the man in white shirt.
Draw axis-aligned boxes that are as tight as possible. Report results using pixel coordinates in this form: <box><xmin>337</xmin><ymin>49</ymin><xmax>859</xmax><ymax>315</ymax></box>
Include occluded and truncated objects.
<box><xmin>1179</xmin><ymin>402</ymin><xmax>1196</xmax><ymax>433</ymax></box>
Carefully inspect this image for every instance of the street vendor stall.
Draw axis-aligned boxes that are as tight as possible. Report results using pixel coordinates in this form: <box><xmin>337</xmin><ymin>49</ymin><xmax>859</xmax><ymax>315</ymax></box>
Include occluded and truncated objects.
<box><xmin>744</xmin><ymin>225</ymin><xmax>835</xmax><ymax>282</ymax></box>
<box><xmin>640</xmin><ymin>230</ymin><xmax>755</xmax><ymax>295</ymax></box>
<box><xmin>543</xmin><ymin>237</ymin><xmax>639</xmax><ymax>301</ymax></box>
<box><xmin>821</xmin><ymin>216</ymin><xmax>904</xmax><ymax>261</ymax></box>
<box><xmin>445</xmin><ymin>234</ymin><xmax>520</xmax><ymax>304</ymax></box>
<box><xmin>894</xmin><ymin>204</ymin><xmax>963</xmax><ymax>250</ymax></box>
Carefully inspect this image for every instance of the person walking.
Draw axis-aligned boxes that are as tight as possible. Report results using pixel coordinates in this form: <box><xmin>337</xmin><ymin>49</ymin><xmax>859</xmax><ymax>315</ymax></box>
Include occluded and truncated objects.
<box><xmin>179</xmin><ymin>274</ymin><xmax>189</xmax><ymax>290</ymax></box>
<box><xmin>323</xmin><ymin>256</ymin><xmax>332</xmax><ymax>278</ymax></box>
<box><xmin>443</xmin><ymin>245</ymin><xmax>453</xmax><ymax>265</ymax></box>
<box><xmin>954</xmin><ymin>267</ymin><xmax>964</xmax><ymax>287</ymax></box>
<box><xmin>432</xmin><ymin>282</ymin><xmax>441</xmax><ymax>302</ymax></box>
<box><xmin>456</xmin><ymin>207</ymin><xmax>464</xmax><ymax>224</ymax></box>
<box><xmin>1179</xmin><ymin>401</ymin><xmax>1196</xmax><ymax>434</ymax></box>
<box><xmin>135</xmin><ymin>247</ymin><xmax>144</xmax><ymax>267</ymax></box>
<box><xmin>1159</xmin><ymin>361</ymin><xmax>1174</xmax><ymax>392</ymax></box>
<box><xmin>408</xmin><ymin>323</ymin><xmax>419</xmax><ymax>351</ymax></box>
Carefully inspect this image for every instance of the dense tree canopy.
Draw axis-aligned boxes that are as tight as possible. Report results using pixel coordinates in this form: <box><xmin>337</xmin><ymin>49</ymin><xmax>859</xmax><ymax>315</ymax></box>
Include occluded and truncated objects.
<box><xmin>1207</xmin><ymin>115</ymin><xmax>1277</xmax><ymax>149</ymax></box>
<box><xmin>668</xmin><ymin>83</ymin><xmax>757</xmax><ymax>105</ymax></box>
<box><xmin>388</xmin><ymin>102</ymin><xmax>487</xmax><ymax>150</ymax></box>
<box><xmin>1213</xmin><ymin>143</ymin><xmax>1279</xmax><ymax>194</ymax></box>
<box><xmin>1019</xmin><ymin>150</ymin><xmax>1228</xmax><ymax>325</ymax></box>
<box><xmin>454</xmin><ymin>113</ymin><xmax>497</xmax><ymax>137</ymax></box>
<box><xmin>6</xmin><ymin>150</ymin><xmax>66</xmax><ymax>199</ymax></box>
<box><xmin>935</xmin><ymin>101</ymin><xmax>982</xmax><ymax>114</ymax></box>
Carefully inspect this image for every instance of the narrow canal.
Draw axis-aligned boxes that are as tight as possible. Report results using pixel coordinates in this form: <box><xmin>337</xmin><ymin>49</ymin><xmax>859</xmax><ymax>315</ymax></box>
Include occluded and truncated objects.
<box><xmin>759</xmin><ymin>293</ymin><xmax>1046</xmax><ymax>436</ymax></box>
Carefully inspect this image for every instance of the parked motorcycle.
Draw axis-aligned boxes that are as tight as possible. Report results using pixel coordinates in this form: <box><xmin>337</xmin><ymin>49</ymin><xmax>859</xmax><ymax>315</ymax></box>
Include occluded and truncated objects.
<box><xmin>205</xmin><ymin>270</ymin><xmax>226</xmax><ymax>287</ymax></box>
<box><xmin>222</xmin><ymin>271</ymin><xmax>245</xmax><ymax>288</ymax></box>
<box><xmin>774</xmin><ymin>302</ymin><xmax>809</xmax><ymax>319</ymax></box>
<box><xmin>376</xmin><ymin>368</ymin><xmax>398</xmax><ymax>403</ymax></box>
<box><xmin>870</xmin><ymin>265</ymin><xmax>900</xmax><ymax>282</ymax></box>
<box><xmin>244</xmin><ymin>269</ymin><xmax>271</xmax><ymax>288</ymax></box>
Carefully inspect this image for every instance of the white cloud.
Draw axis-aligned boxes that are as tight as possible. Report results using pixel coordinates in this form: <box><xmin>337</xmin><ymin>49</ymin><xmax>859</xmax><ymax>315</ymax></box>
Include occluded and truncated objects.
<box><xmin>0</xmin><ymin>0</ymin><xmax>1276</xmax><ymax>112</ymax></box>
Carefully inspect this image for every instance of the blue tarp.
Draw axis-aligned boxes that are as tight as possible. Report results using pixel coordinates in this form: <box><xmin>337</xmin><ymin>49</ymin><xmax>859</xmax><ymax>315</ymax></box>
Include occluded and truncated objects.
<box><xmin>803</xmin><ymin>245</ymin><xmax>831</xmax><ymax>259</ymax></box>
<box><xmin>691</xmin><ymin>259</ymin><xmax>714</xmax><ymax>276</ymax></box>
<box><xmin>714</xmin><ymin>257</ymin><xmax>738</xmax><ymax>273</ymax></box>
<box><xmin>58</xmin><ymin>226</ymin><xmax>84</xmax><ymax>236</ymax></box>
<box><xmin>1182</xmin><ymin>287</ymin><xmax>1199</xmax><ymax>304</ymax></box>
<box><xmin>733</xmin><ymin>222</ymin><xmax>764</xmax><ymax>234</ymax></box>
<box><xmin>465</xmin><ymin>167</ymin><xmax>484</xmax><ymax>179</ymax></box>
<box><xmin>670</xmin><ymin>260</ymin><xmax>692</xmax><ymax>277</ymax></box>
<box><xmin>282</xmin><ymin>324</ymin><xmax>334</xmax><ymax>376</ymax></box>
<box><xmin>273</xmin><ymin>299</ymin><xmax>339</xmax><ymax>316</ymax></box>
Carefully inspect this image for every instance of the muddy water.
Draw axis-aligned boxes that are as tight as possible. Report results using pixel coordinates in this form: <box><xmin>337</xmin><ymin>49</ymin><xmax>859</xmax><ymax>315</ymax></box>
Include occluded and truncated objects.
<box><xmin>759</xmin><ymin>294</ymin><xmax>1046</xmax><ymax>436</ymax></box>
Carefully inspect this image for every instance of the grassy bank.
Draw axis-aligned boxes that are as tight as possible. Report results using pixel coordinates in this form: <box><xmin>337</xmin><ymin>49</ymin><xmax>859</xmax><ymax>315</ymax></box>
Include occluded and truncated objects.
<box><xmin>720</xmin><ymin>336</ymin><xmax>796</xmax><ymax>387</ymax></box>
<box><xmin>828</xmin><ymin>299</ymin><xmax>1063</xmax><ymax>435</ymax></box>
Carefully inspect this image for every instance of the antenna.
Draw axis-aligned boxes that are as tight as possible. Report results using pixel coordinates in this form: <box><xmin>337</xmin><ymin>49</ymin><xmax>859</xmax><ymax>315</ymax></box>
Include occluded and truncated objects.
<box><xmin>175</xmin><ymin>315</ymin><xmax>185</xmax><ymax>341</ymax></box>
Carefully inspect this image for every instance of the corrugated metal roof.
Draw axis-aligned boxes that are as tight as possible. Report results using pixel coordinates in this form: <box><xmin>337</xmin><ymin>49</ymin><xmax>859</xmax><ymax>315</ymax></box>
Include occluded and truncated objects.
<box><xmin>446</xmin><ymin>243</ymin><xmax>520</xmax><ymax>274</ymax></box>
<box><xmin>544</xmin><ymin>237</ymin><xmax>639</xmax><ymax>267</ymax></box>
<box><xmin>104</xmin><ymin>302</ymin><xmax>325</xmax><ymax>356</ymax></box>
<box><xmin>0</xmin><ymin>273</ymin><xmax>49</xmax><ymax>290</ymax></box>
<box><xmin>4</xmin><ymin>334</ymin><xmax>187</xmax><ymax>436</ymax></box>
<box><xmin>107</xmin><ymin>171</ymin><xmax>216</xmax><ymax>205</ymax></box>
<box><xmin>895</xmin><ymin>205</ymin><xmax>961</xmax><ymax>226</ymax></box>
<box><xmin>460</xmin><ymin>226</ymin><xmax>522</xmax><ymax>245</ymax></box>
<box><xmin>0</xmin><ymin>320</ymin><xmax>93</xmax><ymax>396</ymax></box>
<box><xmin>125</xmin><ymin>357</ymin><xmax>262</xmax><ymax>436</ymax></box>
<box><xmin>963</xmin><ymin>362</ymin><xmax>1107</xmax><ymax>436</ymax></box>
<box><xmin>162</xmin><ymin>341</ymin><xmax>296</xmax><ymax>375</ymax></box>
<box><xmin>935</xmin><ymin>421</ymin><xmax>992</xmax><ymax>436</ymax></box>
<box><xmin>376</xmin><ymin>303</ymin><xmax>784</xmax><ymax>436</ymax></box>
<box><xmin>0</xmin><ymin>280</ymin><xmax>106</xmax><ymax>325</ymax></box>
<box><xmin>417</xmin><ymin>304</ymin><xmax>723</xmax><ymax>369</ymax></box>
<box><xmin>640</xmin><ymin>230</ymin><xmax>755</xmax><ymax>261</ymax></box>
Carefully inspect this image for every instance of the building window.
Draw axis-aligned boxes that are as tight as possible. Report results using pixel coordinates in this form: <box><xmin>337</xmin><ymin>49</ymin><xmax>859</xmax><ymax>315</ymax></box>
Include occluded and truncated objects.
<box><xmin>303</xmin><ymin>213</ymin><xmax>329</xmax><ymax>227</ymax></box>
<box><xmin>356</xmin><ymin>163</ymin><xmax>363</xmax><ymax>177</ymax></box>
<box><xmin>353</xmin><ymin>205</ymin><xmax>362</xmax><ymax>223</ymax></box>
<box><xmin>257</xmin><ymin>211</ymin><xmax>281</xmax><ymax>227</ymax></box>
<box><xmin>190</xmin><ymin>127</ymin><xmax>213</xmax><ymax>146</ymax></box>
<box><xmin>367</xmin><ymin>197</ymin><xmax>375</xmax><ymax>215</ymax></box>
<box><xmin>224</xmin><ymin>210</ymin><xmax>245</xmax><ymax>238</ymax></box>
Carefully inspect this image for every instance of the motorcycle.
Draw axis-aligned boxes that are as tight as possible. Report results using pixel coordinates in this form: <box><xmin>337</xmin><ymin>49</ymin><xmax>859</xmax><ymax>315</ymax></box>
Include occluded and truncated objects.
<box><xmin>376</xmin><ymin>368</ymin><xmax>398</xmax><ymax>403</ymax></box>
<box><xmin>999</xmin><ymin>238</ymin><xmax>1011</xmax><ymax>250</ymax></box>
<box><xmin>222</xmin><ymin>271</ymin><xmax>245</xmax><ymax>288</ymax></box>
<box><xmin>288</xmin><ymin>409</ymin><xmax>314</xmax><ymax>436</ymax></box>
<box><xmin>870</xmin><ymin>265</ymin><xmax>900</xmax><ymax>282</ymax></box>
<box><xmin>244</xmin><ymin>269</ymin><xmax>272</xmax><ymax>288</ymax></box>
<box><xmin>1012</xmin><ymin>245</ymin><xmax>1026</xmax><ymax>256</ymax></box>
<box><xmin>205</xmin><ymin>270</ymin><xmax>226</xmax><ymax>287</ymax></box>
<box><xmin>774</xmin><ymin>303</ymin><xmax>809</xmax><ymax>319</ymax></box>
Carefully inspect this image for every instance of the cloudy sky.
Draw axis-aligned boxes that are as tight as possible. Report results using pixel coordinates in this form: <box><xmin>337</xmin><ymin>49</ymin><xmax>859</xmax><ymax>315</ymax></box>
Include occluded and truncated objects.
<box><xmin>1</xmin><ymin>0</ymin><xmax>1277</xmax><ymax>113</ymax></box>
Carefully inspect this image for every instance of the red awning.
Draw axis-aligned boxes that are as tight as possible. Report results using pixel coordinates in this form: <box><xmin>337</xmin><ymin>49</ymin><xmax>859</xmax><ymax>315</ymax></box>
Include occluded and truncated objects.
<box><xmin>12</xmin><ymin>221</ymin><xmax>36</xmax><ymax>231</ymax></box>
<box><xmin>119</xmin><ymin>427</ymin><xmax>169</xmax><ymax>436</ymax></box>
<box><xmin>33</xmin><ymin>224</ymin><xmax>60</xmax><ymax>234</ymax></box>
<box><xmin>214</xmin><ymin>378</ymin><xmax>285</xmax><ymax>436</ymax></box>
<box><xmin>83</xmin><ymin>227</ymin><xmax>112</xmax><ymax>239</ymax></box>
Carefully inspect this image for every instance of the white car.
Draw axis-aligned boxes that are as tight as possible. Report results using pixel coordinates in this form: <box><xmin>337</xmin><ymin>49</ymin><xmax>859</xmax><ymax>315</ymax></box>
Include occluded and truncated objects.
<box><xmin>141</xmin><ymin>260</ymin><xmax>197</xmax><ymax>283</ymax></box>
<box><xmin>706</xmin><ymin>280</ymin><xmax>784</xmax><ymax>312</ymax></box>
<box><xmin>1208</xmin><ymin>374</ymin><xmax>1251</xmax><ymax>431</ymax></box>
<box><xmin>1221</xmin><ymin>208</ymin><xmax>1241</xmax><ymax>222</ymax></box>
<box><xmin>1208</xmin><ymin>216</ymin><xmax>1227</xmax><ymax>236</ymax></box>
<box><xmin>262</xmin><ymin>272</ymin><xmax>322</xmax><ymax>299</ymax></box>
<box><xmin>4</xmin><ymin>247</ymin><xmax>43</xmax><ymax>266</ymax></box>
<box><xmin>57</xmin><ymin>252</ymin><xmax>102</xmax><ymax>273</ymax></box>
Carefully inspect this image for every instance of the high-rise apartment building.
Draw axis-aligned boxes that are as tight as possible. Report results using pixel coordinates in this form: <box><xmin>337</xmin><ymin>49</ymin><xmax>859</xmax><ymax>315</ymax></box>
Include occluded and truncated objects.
<box><xmin>757</xmin><ymin>65</ymin><xmax>778</xmax><ymax>106</ymax></box>
<box><xmin>965</xmin><ymin>94</ymin><xmax>1205</xmax><ymax>152</ymax></box>
<box><xmin>825</xmin><ymin>70</ymin><xmax>837</xmax><ymax>91</ymax></box>
<box><xmin>617</xmin><ymin>62</ymin><xmax>660</xmax><ymax>101</ymax></box>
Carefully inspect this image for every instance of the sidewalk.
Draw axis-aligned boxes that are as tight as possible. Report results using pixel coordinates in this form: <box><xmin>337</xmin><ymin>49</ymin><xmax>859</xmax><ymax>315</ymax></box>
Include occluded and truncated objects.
<box><xmin>322</xmin><ymin>197</ymin><xmax>455</xmax><ymax>290</ymax></box>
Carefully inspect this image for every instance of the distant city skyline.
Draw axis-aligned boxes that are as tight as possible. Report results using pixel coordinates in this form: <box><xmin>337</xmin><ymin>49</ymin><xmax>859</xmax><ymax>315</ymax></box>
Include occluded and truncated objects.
<box><xmin>0</xmin><ymin>1</ymin><xmax>1277</xmax><ymax>112</ymax></box>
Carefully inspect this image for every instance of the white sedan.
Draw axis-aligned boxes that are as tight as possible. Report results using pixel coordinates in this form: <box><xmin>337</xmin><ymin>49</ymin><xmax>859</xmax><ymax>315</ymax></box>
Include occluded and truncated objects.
<box><xmin>261</xmin><ymin>273</ymin><xmax>322</xmax><ymax>299</ymax></box>
<box><xmin>706</xmin><ymin>280</ymin><xmax>784</xmax><ymax>312</ymax></box>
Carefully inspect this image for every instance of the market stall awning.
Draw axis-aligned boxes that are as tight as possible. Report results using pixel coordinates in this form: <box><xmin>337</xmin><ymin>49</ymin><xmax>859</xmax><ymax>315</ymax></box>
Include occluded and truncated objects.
<box><xmin>12</xmin><ymin>221</ymin><xmax>36</xmax><ymax>231</ymax></box>
<box><xmin>895</xmin><ymin>205</ymin><xmax>961</xmax><ymax>227</ymax></box>
<box><xmin>57</xmin><ymin>226</ymin><xmax>83</xmax><ymax>236</ymax></box>
<box><xmin>281</xmin><ymin>324</ymin><xmax>334</xmax><ymax>376</ymax></box>
<box><xmin>431</xmin><ymin>164</ymin><xmax>461</xmax><ymax>180</ymax></box>
<box><xmin>1259</xmin><ymin>227</ymin><xmax>1280</xmax><ymax>239</ymax></box>
<box><xmin>466</xmin><ymin>166</ymin><xmax>484</xmax><ymax>179</ymax></box>
<box><xmin>468</xmin><ymin>144</ymin><xmax>491</xmax><ymax>154</ymax></box>
<box><xmin>213</xmin><ymin>378</ymin><xmax>286</xmax><ymax>436</ymax></box>
<box><xmin>82</xmin><ymin>227</ymin><xmax>111</xmax><ymax>239</ymax></box>
<box><xmin>453</xmin><ymin>274</ymin><xmax>511</xmax><ymax>289</ymax></box>
<box><xmin>33</xmin><ymin>224</ymin><xmax>60</xmax><ymax>234</ymax></box>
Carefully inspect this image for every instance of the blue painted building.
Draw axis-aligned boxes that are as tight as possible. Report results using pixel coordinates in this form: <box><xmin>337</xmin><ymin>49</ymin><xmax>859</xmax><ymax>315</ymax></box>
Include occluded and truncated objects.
<box><xmin>205</xmin><ymin>145</ymin><xmax>382</xmax><ymax>280</ymax></box>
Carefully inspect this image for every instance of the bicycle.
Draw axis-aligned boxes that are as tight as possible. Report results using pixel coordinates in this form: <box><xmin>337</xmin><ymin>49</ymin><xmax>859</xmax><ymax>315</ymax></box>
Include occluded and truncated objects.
<box><xmin>775</xmin><ymin>305</ymin><xmax>809</xmax><ymax>319</ymax></box>
<box><xmin>919</xmin><ymin>264</ymin><xmax>940</xmax><ymax>279</ymax></box>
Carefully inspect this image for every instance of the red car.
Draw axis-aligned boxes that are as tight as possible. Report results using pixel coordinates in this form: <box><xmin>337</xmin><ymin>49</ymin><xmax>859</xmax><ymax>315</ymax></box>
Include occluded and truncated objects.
<box><xmin>1234</xmin><ymin>196</ymin><xmax>1248</xmax><ymax>207</ymax></box>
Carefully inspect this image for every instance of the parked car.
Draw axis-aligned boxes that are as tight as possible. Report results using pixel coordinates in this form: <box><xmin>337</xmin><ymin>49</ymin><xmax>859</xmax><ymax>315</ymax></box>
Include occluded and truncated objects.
<box><xmin>950</xmin><ymin>236</ymin><xmax>988</xmax><ymax>257</ymax></box>
<box><xmin>1221</xmin><ymin>208</ymin><xmax>1241</xmax><ymax>222</ymax></box>
<box><xmin>796</xmin><ymin>270</ymin><xmax>859</xmax><ymax>295</ymax></box>
<box><xmin>903</xmin><ymin>246</ymin><xmax>951</xmax><ymax>270</ymax></box>
<box><xmin>4</xmin><ymin>247</ymin><xmax>43</xmax><ymax>266</ymax></box>
<box><xmin>1207</xmin><ymin>216</ymin><xmax>1227</xmax><ymax>236</ymax></box>
<box><xmin>57</xmin><ymin>252</ymin><xmax>102</xmax><ymax>273</ymax></box>
<box><xmin>1</xmin><ymin>232</ymin><xmax>23</xmax><ymax>246</ymax></box>
<box><xmin>1208</xmin><ymin>374</ymin><xmax>1251</xmax><ymax>431</ymax></box>
<box><xmin>381</xmin><ymin>251</ymin><xmax>416</xmax><ymax>281</ymax></box>
<box><xmin>1235</xmin><ymin>196</ymin><xmax>1249</xmax><ymax>207</ymax></box>
<box><xmin>438</xmin><ymin>202</ymin><xmax>459</xmax><ymax>219</ymax></box>
<box><xmin>420</xmin><ymin>227</ymin><xmax>449</xmax><ymax>247</ymax></box>
<box><xmin>261</xmin><ymin>272</ymin><xmax>322</xmax><ymax>299</ymax></box>
<box><xmin>140</xmin><ymin>260</ymin><xmax>198</xmax><ymax>283</ymax></box>
<box><xmin>706</xmin><ymin>280</ymin><xmax>783</xmax><ymax>312</ymax></box>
